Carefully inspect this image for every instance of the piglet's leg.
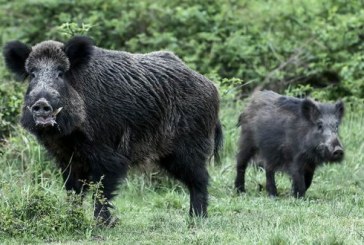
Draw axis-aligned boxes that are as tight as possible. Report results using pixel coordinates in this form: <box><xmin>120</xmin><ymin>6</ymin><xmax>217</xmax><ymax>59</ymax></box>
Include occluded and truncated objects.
<box><xmin>235</xmin><ymin>132</ymin><xmax>256</xmax><ymax>193</ymax></box>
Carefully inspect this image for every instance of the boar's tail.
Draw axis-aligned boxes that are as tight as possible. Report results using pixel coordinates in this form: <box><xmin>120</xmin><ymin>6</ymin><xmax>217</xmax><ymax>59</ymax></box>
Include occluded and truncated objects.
<box><xmin>213</xmin><ymin>121</ymin><xmax>223</xmax><ymax>164</ymax></box>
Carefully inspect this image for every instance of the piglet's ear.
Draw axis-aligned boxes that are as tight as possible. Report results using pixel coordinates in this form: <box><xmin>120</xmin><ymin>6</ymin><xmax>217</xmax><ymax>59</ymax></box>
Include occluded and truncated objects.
<box><xmin>335</xmin><ymin>100</ymin><xmax>345</xmax><ymax>120</ymax></box>
<box><xmin>64</xmin><ymin>36</ymin><xmax>94</xmax><ymax>70</ymax></box>
<box><xmin>3</xmin><ymin>41</ymin><xmax>31</xmax><ymax>80</ymax></box>
<box><xmin>302</xmin><ymin>98</ymin><xmax>321</xmax><ymax>123</ymax></box>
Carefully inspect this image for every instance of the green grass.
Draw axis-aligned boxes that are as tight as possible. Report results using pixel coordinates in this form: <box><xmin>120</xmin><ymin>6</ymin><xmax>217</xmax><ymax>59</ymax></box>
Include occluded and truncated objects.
<box><xmin>0</xmin><ymin>100</ymin><xmax>363</xmax><ymax>244</ymax></box>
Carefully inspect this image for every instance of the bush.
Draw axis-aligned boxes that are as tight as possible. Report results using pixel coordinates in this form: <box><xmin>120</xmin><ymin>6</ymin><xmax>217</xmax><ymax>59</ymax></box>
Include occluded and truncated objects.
<box><xmin>0</xmin><ymin>128</ymin><xmax>94</xmax><ymax>242</ymax></box>
<box><xmin>0</xmin><ymin>189</ymin><xmax>93</xmax><ymax>241</ymax></box>
<box><xmin>1</xmin><ymin>0</ymin><xmax>363</xmax><ymax>99</ymax></box>
<box><xmin>0</xmin><ymin>0</ymin><xmax>363</xmax><ymax>136</ymax></box>
<box><xmin>0</xmin><ymin>82</ymin><xmax>24</xmax><ymax>141</ymax></box>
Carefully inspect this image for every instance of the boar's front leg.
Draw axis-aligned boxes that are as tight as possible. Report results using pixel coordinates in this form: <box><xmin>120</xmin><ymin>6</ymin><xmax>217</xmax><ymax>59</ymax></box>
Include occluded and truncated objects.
<box><xmin>82</xmin><ymin>143</ymin><xmax>130</xmax><ymax>226</ymax></box>
<box><xmin>304</xmin><ymin>165</ymin><xmax>316</xmax><ymax>191</ymax></box>
<box><xmin>265</xmin><ymin>169</ymin><xmax>278</xmax><ymax>197</ymax></box>
<box><xmin>61</xmin><ymin>161</ymin><xmax>90</xmax><ymax>197</ymax></box>
<box><xmin>290</xmin><ymin>158</ymin><xmax>306</xmax><ymax>198</ymax></box>
<box><xmin>291</xmin><ymin>174</ymin><xmax>306</xmax><ymax>198</ymax></box>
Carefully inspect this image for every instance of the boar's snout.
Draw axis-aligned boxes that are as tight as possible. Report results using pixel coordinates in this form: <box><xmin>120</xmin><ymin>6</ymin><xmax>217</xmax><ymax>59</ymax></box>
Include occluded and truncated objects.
<box><xmin>31</xmin><ymin>98</ymin><xmax>53</xmax><ymax>117</ymax></box>
<box><xmin>327</xmin><ymin>138</ymin><xmax>344</xmax><ymax>162</ymax></box>
<box><xmin>332</xmin><ymin>145</ymin><xmax>344</xmax><ymax>161</ymax></box>
<box><xmin>318</xmin><ymin>137</ymin><xmax>344</xmax><ymax>162</ymax></box>
<box><xmin>29</xmin><ymin>98</ymin><xmax>62</xmax><ymax>128</ymax></box>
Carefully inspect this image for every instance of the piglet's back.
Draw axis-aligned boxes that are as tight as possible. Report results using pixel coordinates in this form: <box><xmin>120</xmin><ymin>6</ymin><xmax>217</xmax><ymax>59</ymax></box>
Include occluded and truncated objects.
<box><xmin>239</xmin><ymin>90</ymin><xmax>297</xmax><ymax>127</ymax></box>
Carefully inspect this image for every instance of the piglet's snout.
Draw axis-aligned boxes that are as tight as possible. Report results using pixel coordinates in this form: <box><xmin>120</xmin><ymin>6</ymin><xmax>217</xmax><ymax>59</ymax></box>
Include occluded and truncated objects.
<box><xmin>332</xmin><ymin>145</ymin><xmax>344</xmax><ymax>159</ymax></box>
<box><xmin>330</xmin><ymin>138</ymin><xmax>344</xmax><ymax>161</ymax></box>
<box><xmin>31</xmin><ymin>98</ymin><xmax>53</xmax><ymax>117</ymax></box>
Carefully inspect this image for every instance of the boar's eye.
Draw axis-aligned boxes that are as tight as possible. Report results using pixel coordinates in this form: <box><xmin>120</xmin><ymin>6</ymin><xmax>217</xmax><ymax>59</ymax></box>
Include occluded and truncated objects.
<box><xmin>57</xmin><ymin>71</ymin><xmax>64</xmax><ymax>78</ymax></box>
<box><xmin>317</xmin><ymin>122</ymin><xmax>323</xmax><ymax>131</ymax></box>
<box><xmin>30</xmin><ymin>71</ymin><xmax>36</xmax><ymax>78</ymax></box>
<box><xmin>335</xmin><ymin>123</ymin><xmax>339</xmax><ymax>132</ymax></box>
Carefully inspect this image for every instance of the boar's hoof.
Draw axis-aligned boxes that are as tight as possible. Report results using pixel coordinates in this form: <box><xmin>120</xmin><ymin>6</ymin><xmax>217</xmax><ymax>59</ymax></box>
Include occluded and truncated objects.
<box><xmin>95</xmin><ymin>213</ymin><xmax>119</xmax><ymax>228</ymax></box>
<box><xmin>97</xmin><ymin>216</ymin><xmax>119</xmax><ymax>228</ymax></box>
<box><xmin>236</xmin><ymin>186</ymin><xmax>246</xmax><ymax>194</ymax></box>
<box><xmin>94</xmin><ymin>205</ymin><xmax>118</xmax><ymax>227</ymax></box>
<box><xmin>235</xmin><ymin>182</ymin><xmax>246</xmax><ymax>194</ymax></box>
<box><xmin>268</xmin><ymin>193</ymin><xmax>278</xmax><ymax>199</ymax></box>
<box><xmin>292</xmin><ymin>191</ymin><xmax>305</xmax><ymax>199</ymax></box>
<box><xmin>257</xmin><ymin>183</ymin><xmax>264</xmax><ymax>192</ymax></box>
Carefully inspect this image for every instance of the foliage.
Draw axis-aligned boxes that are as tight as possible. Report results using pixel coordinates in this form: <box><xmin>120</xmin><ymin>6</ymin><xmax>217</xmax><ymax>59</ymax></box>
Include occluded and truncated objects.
<box><xmin>58</xmin><ymin>22</ymin><xmax>93</xmax><ymax>38</ymax></box>
<box><xmin>0</xmin><ymin>0</ymin><xmax>363</xmax><ymax>135</ymax></box>
<box><xmin>0</xmin><ymin>190</ymin><xmax>93</xmax><ymax>241</ymax></box>
<box><xmin>1</xmin><ymin>0</ymin><xmax>364</xmax><ymax>99</ymax></box>
<box><xmin>0</xmin><ymin>82</ymin><xmax>24</xmax><ymax>141</ymax></box>
<box><xmin>0</xmin><ymin>128</ymin><xmax>96</xmax><ymax>242</ymax></box>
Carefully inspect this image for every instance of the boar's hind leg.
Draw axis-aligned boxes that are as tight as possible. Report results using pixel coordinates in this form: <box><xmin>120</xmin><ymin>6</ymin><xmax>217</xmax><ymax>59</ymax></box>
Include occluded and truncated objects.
<box><xmin>265</xmin><ymin>169</ymin><xmax>278</xmax><ymax>197</ymax></box>
<box><xmin>159</xmin><ymin>150</ymin><xmax>209</xmax><ymax>217</ymax></box>
<box><xmin>235</xmin><ymin>133</ymin><xmax>256</xmax><ymax>193</ymax></box>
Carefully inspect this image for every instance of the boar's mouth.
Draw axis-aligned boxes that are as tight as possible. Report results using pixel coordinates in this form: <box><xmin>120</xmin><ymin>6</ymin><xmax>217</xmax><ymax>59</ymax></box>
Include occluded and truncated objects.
<box><xmin>28</xmin><ymin>106</ymin><xmax>63</xmax><ymax>128</ymax></box>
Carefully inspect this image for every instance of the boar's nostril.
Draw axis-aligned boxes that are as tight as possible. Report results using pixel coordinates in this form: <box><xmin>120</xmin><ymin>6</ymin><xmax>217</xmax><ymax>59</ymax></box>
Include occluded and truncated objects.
<box><xmin>33</xmin><ymin>105</ymin><xmax>40</xmax><ymax>112</ymax></box>
<box><xmin>43</xmin><ymin>106</ymin><xmax>51</xmax><ymax>112</ymax></box>
<box><xmin>31</xmin><ymin>99</ymin><xmax>53</xmax><ymax>116</ymax></box>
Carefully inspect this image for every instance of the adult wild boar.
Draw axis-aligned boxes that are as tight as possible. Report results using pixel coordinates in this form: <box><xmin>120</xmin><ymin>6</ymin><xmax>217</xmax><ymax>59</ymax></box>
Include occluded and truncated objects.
<box><xmin>3</xmin><ymin>36</ymin><xmax>222</xmax><ymax>224</ymax></box>
<box><xmin>235</xmin><ymin>90</ymin><xmax>344</xmax><ymax>197</ymax></box>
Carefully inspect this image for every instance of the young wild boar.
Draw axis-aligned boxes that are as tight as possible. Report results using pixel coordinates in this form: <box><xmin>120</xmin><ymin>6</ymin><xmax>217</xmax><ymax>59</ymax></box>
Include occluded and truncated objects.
<box><xmin>3</xmin><ymin>36</ymin><xmax>223</xmax><ymax>225</ymax></box>
<box><xmin>235</xmin><ymin>90</ymin><xmax>344</xmax><ymax>198</ymax></box>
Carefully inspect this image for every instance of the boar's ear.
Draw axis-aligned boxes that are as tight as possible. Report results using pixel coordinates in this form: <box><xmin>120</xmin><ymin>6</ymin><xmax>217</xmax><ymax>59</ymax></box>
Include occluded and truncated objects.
<box><xmin>335</xmin><ymin>100</ymin><xmax>344</xmax><ymax>120</ymax></box>
<box><xmin>302</xmin><ymin>98</ymin><xmax>321</xmax><ymax>123</ymax></box>
<box><xmin>3</xmin><ymin>41</ymin><xmax>31</xmax><ymax>80</ymax></box>
<box><xmin>64</xmin><ymin>36</ymin><xmax>94</xmax><ymax>71</ymax></box>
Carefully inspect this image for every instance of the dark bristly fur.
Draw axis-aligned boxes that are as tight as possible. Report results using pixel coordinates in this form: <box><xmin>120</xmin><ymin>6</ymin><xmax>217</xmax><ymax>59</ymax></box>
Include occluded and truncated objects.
<box><xmin>235</xmin><ymin>90</ymin><xmax>344</xmax><ymax>198</ymax></box>
<box><xmin>3</xmin><ymin>36</ymin><xmax>222</xmax><ymax>224</ymax></box>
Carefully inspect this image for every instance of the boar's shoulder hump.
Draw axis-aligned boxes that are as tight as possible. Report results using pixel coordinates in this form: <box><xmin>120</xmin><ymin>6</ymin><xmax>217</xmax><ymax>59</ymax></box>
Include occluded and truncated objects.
<box><xmin>275</xmin><ymin>96</ymin><xmax>303</xmax><ymax>114</ymax></box>
<box><xmin>249</xmin><ymin>90</ymin><xmax>305</xmax><ymax>116</ymax></box>
<box><xmin>251</xmin><ymin>90</ymin><xmax>281</xmax><ymax>104</ymax></box>
<box><xmin>132</xmin><ymin>50</ymin><xmax>183</xmax><ymax>65</ymax></box>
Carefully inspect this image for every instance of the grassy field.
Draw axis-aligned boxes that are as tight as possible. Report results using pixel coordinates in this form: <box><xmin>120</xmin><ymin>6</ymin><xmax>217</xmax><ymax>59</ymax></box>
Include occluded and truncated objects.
<box><xmin>0</xmin><ymin>98</ymin><xmax>363</xmax><ymax>244</ymax></box>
